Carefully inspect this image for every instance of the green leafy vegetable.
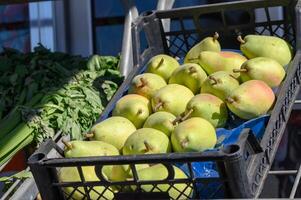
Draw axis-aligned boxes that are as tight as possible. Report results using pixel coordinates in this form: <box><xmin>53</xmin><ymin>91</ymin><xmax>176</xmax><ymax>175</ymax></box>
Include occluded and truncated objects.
<box><xmin>0</xmin><ymin>47</ymin><xmax>123</xmax><ymax>167</ymax></box>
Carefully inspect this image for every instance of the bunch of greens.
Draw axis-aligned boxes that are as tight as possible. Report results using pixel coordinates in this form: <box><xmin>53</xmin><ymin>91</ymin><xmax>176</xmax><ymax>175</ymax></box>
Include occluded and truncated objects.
<box><xmin>0</xmin><ymin>44</ymin><xmax>87</xmax><ymax>119</ymax></box>
<box><xmin>0</xmin><ymin>49</ymin><xmax>123</xmax><ymax>167</ymax></box>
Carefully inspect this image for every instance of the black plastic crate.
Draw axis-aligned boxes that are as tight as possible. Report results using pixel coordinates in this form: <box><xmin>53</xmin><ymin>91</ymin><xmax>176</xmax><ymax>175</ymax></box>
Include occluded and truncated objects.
<box><xmin>28</xmin><ymin>0</ymin><xmax>301</xmax><ymax>199</ymax></box>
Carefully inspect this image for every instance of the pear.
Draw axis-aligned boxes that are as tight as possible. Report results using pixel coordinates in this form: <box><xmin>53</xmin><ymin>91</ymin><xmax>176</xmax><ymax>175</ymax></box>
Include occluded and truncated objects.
<box><xmin>151</xmin><ymin>84</ymin><xmax>194</xmax><ymax>116</ymax></box>
<box><xmin>111</xmin><ymin>164</ymin><xmax>150</xmax><ymax>183</ymax></box>
<box><xmin>184</xmin><ymin>93</ymin><xmax>228</xmax><ymax>128</ymax></box>
<box><xmin>62</xmin><ymin>140</ymin><xmax>119</xmax><ymax>185</ymax></box>
<box><xmin>86</xmin><ymin>116</ymin><xmax>136</xmax><ymax>151</ymax></box>
<box><xmin>146</xmin><ymin>54</ymin><xmax>180</xmax><ymax>81</ymax></box>
<box><xmin>122</xmin><ymin>128</ymin><xmax>171</xmax><ymax>155</ymax></box>
<box><xmin>226</xmin><ymin>80</ymin><xmax>275</xmax><ymax>119</ymax></box>
<box><xmin>132</xmin><ymin>164</ymin><xmax>193</xmax><ymax>199</ymax></box>
<box><xmin>168</xmin><ymin>63</ymin><xmax>207</xmax><ymax>94</ymax></box>
<box><xmin>58</xmin><ymin>166</ymin><xmax>114</xmax><ymax>200</ymax></box>
<box><xmin>233</xmin><ymin>57</ymin><xmax>286</xmax><ymax>88</ymax></box>
<box><xmin>112</xmin><ymin>94</ymin><xmax>151</xmax><ymax>128</ymax></box>
<box><xmin>238</xmin><ymin>35</ymin><xmax>293</xmax><ymax>66</ymax></box>
<box><xmin>201</xmin><ymin>71</ymin><xmax>240</xmax><ymax>101</ymax></box>
<box><xmin>184</xmin><ymin>32</ymin><xmax>221</xmax><ymax>64</ymax></box>
<box><xmin>143</xmin><ymin>111</ymin><xmax>176</xmax><ymax>137</ymax></box>
<box><xmin>128</xmin><ymin>73</ymin><xmax>167</xmax><ymax>99</ymax></box>
<box><xmin>171</xmin><ymin>117</ymin><xmax>217</xmax><ymax>153</ymax></box>
<box><xmin>63</xmin><ymin>140</ymin><xmax>119</xmax><ymax>158</ymax></box>
<box><xmin>198</xmin><ymin>51</ymin><xmax>247</xmax><ymax>78</ymax></box>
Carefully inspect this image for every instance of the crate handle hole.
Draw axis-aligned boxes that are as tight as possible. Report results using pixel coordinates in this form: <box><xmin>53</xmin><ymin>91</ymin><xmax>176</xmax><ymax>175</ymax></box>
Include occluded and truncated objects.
<box><xmin>28</xmin><ymin>153</ymin><xmax>45</xmax><ymax>163</ymax></box>
<box><xmin>222</xmin><ymin>144</ymin><xmax>240</xmax><ymax>154</ymax></box>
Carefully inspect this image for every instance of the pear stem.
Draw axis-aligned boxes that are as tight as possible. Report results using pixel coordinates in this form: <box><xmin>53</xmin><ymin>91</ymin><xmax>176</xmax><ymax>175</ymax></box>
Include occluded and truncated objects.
<box><xmin>233</xmin><ymin>68</ymin><xmax>248</xmax><ymax>73</ymax></box>
<box><xmin>62</xmin><ymin>139</ymin><xmax>72</xmax><ymax>149</ymax></box>
<box><xmin>154</xmin><ymin>101</ymin><xmax>163</xmax><ymax>111</ymax></box>
<box><xmin>85</xmin><ymin>132</ymin><xmax>94</xmax><ymax>138</ymax></box>
<box><xmin>226</xmin><ymin>97</ymin><xmax>235</xmax><ymax>104</ymax></box>
<box><xmin>172</xmin><ymin>115</ymin><xmax>182</xmax><ymax>125</ymax></box>
<box><xmin>156</xmin><ymin>58</ymin><xmax>164</xmax><ymax>69</ymax></box>
<box><xmin>137</xmin><ymin>77</ymin><xmax>147</xmax><ymax>88</ymax></box>
<box><xmin>188</xmin><ymin>66</ymin><xmax>197</xmax><ymax>74</ymax></box>
<box><xmin>144</xmin><ymin>141</ymin><xmax>153</xmax><ymax>152</ymax></box>
<box><xmin>181</xmin><ymin>108</ymin><xmax>194</xmax><ymax>121</ymax></box>
<box><xmin>213</xmin><ymin>32</ymin><xmax>219</xmax><ymax>41</ymax></box>
<box><xmin>208</xmin><ymin>76</ymin><xmax>218</xmax><ymax>85</ymax></box>
<box><xmin>237</xmin><ymin>35</ymin><xmax>246</xmax><ymax>44</ymax></box>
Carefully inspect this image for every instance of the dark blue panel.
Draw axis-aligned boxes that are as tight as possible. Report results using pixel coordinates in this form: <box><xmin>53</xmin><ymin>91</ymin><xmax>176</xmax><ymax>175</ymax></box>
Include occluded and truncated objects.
<box><xmin>95</xmin><ymin>24</ymin><xmax>123</xmax><ymax>56</ymax></box>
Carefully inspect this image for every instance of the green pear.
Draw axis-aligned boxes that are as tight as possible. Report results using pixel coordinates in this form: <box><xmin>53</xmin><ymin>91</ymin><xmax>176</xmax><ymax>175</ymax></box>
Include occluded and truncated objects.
<box><xmin>184</xmin><ymin>32</ymin><xmax>221</xmax><ymax>64</ymax></box>
<box><xmin>171</xmin><ymin>117</ymin><xmax>217</xmax><ymax>152</ymax></box>
<box><xmin>238</xmin><ymin>35</ymin><xmax>293</xmax><ymax>66</ymax></box>
<box><xmin>62</xmin><ymin>140</ymin><xmax>119</xmax><ymax>186</ymax></box>
<box><xmin>108</xmin><ymin>164</ymin><xmax>150</xmax><ymax>192</ymax></box>
<box><xmin>201</xmin><ymin>71</ymin><xmax>240</xmax><ymax>101</ymax></box>
<box><xmin>132</xmin><ymin>164</ymin><xmax>193</xmax><ymax>199</ymax></box>
<box><xmin>233</xmin><ymin>57</ymin><xmax>286</xmax><ymax>88</ymax></box>
<box><xmin>112</xmin><ymin>94</ymin><xmax>151</xmax><ymax>128</ymax></box>
<box><xmin>122</xmin><ymin>128</ymin><xmax>171</xmax><ymax>155</ymax></box>
<box><xmin>198</xmin><ymin>51</ymin><xmax>247</xmax><ymax>78</ymax></box>
<box><xmin>58</xmin><ymin>166</ymin><xmax>114</xmax><ymax>200</ymax></box>
<box><xmin>63</xmin><ymin>140</ymin><xmax>119</xmax><ymax>158</ymax></box>
<box><xmin>146</xmin><ymin>54</ymin><xmax>180</xmax><ymax>81</ymax></box>
<box><xmin>168</xmin><ymin>63</ymin><xmax>208</xmax><ymax>94</ymax></box>
<box><xmin>111</xmin><ymin>164</ymin><xmax>150</xmax><ymax>183</ymax></box>
<box><xmin>226</xmin><ymin>80</ymin><xmax>275</xmax><ymax>119</ymax></box>
<box><xmin>128</xmin><ymin>73</ymin><xmax>167</xmax><ymax>99</ymax></box>
<box><xmin>87</xmin><ymin>116</ymin><xmax>136</xmax><ymax>151</ymax></box>
<box><xmin>143</xmin><ymin>111</ymin><xmax>176</xmax><ymax>137</ymax></box>
<box><xmin>151</xmin><ymin>84</ymin><xmax>194</xmax><ymax>116</ymax></box>
<box><xmin>184</xmin><ymin>93</ymin><xmax>228</xmax><ymax>128</ymax></box>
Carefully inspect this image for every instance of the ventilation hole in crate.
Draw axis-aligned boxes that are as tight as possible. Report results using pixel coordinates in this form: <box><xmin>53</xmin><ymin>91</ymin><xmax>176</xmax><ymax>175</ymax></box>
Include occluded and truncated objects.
<box><xmin>183</xmin><ymin>18</ymin><xmax>195</xmax><ymax>31</ymax></box>
<box><xmin>261</xmin><ymin>156</ymin><xmax>266</xmax><ymax>165</ymax></box>
<box><xmin>272</xmin><ymin>24</ymin><xmax>285</xmax><ymax>38</ymax></box>
<box><xmin>167</xmin><ymin>35</ymin><xmax>187</xmax><ymax>58</ymax></box>
<box><xmin>151</xmin><ymin>184</ymin><xmax>164</xmax><ymax>193</ymax></box>
<box><xmin>268</xmin><ymin>140</ymin><xmax>273</xmax><ymax>149</ymax></box>
<box><xmin>222</xmin><ymin>144</ymin><xmax>240</xmax><ymax>154</ymax></box>
<box><xmin>244</xmin><ymin>150</ymin><xmax>250</xmax><ymax>160</ymax></box>
<box><xmin>139</xmin><ymin>29</ymin><xmax>148</xmax><ymax>55</ymax></box>
<box><xmin>255</xmin><ymin>26</ymin><xmax>269</xmax><ymax>35</ymax></box>
<box><xmin>65</xmin><ymin>186</ymin><xmax>86</xmax><ymax>200</ymax></box>
<box><xmin>168</xmin><ymin>183</ymin><xmax>192</xmax><ymax>199</ymax></box>
<box><xmin>187</xmin><ymin>34</ymin><xmax>199</xmax><ymax>48</ymax></box>
<box><xmin>272</xmin><ymin>129</ymin><xmax>277</xmax><ymax>138</ymax></box>
<box><xmin>199</xmin><ymin>13</ymin><xmax>223</xmax><ymax>30</ymax></box>
<box><xmin>28</xmin><ymin>152</ymin><xmax>45</xmax><ymax>162</ymax></box>
<box><xmin>275</xmin><ymin>121</ymin><xmax>280</xmax><ymax>129</ymax></box>
<box><xmin>254</xmin><ymin>8</ymin><xmax>267</xmax><ymax>22</ymax></box>
<box><xmin>170</xmin><ymin>18</ymin><xmax>182</xmax><ymax>32</ymax></box>
<box><xmin>255</xmin><ymin>174</ymin><xmax>261</xmax><ymax>183</ymax></box>
<box><xmin>224</xmin><ymin>9</ymin><xmax>252</xmax><ymax>26</ymax></box>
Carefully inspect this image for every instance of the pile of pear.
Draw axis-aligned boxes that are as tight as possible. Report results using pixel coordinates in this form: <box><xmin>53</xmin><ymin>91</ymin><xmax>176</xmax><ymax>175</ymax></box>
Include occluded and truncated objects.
<box><xmin>58</xmin><ymin>32</ymin><xmax>293</xmax><ymax>199</ymax></box>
